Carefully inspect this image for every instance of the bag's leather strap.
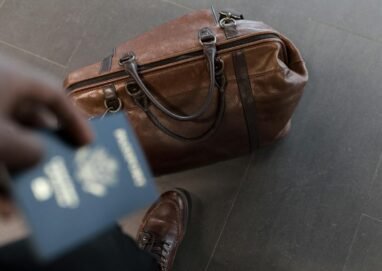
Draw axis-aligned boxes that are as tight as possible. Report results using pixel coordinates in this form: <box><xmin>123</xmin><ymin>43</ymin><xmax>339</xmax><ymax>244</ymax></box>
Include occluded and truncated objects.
<box><xmin>125</xmin><ymin>58</ymin><xmax>227</xmax><ymax>142</ymax></box>
<box><xmin>118</xmin><ymin>27</ymin><xmax>227</xmax><ymax>142</ymax></box>
<box><xmin>120</xmin><ymin>28</ymin><xmax>218</xmax><ymax>121</ymax></box>
<box><xmin>99</xmin><ymin>48</ymin><xmax>115</xmax><ymax>74</ymax></box>
<box><xmin>232</xmin><ymin>50</ymin><xmax>259</xmax><ymax>151</ymax></box>
<box><xmin>145</xmin><ymin>75</ymin><xmax>226</xmax><ymax>142</ymax></box>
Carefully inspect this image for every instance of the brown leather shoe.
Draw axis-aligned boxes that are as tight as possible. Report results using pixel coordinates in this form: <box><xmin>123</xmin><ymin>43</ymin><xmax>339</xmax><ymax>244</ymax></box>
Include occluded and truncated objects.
<box><xmin>136</xmin><ymin>188</ymin><xmax>190</xmax><ymax>271</ymax></box>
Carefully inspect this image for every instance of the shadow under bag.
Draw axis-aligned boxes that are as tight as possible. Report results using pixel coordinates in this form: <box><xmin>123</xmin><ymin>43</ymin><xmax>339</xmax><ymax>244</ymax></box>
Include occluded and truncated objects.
<box><xmin>65</xmin><ymin>8</ymin><xmax>308</xmax><ymax>175</ymax></box>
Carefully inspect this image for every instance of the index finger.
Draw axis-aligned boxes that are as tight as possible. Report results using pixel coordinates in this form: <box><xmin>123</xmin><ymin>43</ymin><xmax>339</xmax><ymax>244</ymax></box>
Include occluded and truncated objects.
<box><xmin>23</xmin><ymin>80</ymin><xmax>94</xmax><ymax>146</ymax></box>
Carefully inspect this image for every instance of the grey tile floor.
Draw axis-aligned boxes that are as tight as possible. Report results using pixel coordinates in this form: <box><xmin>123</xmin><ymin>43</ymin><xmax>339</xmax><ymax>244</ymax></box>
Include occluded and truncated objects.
<box><xmin>0</xmin><ymin>0</ymin><xmax>382</xmax><ymax>270</ymax></box>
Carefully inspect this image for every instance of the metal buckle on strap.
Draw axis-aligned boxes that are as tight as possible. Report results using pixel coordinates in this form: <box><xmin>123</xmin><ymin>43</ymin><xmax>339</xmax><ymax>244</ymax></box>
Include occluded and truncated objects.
<box><xmin>124</xmin><ymin>82</ymin><xmax>149</xmax><ymax>111</ymax></box>
<box><xmin>125</xmin><ymin>82</ymin><xmax>142</xmax><ymax>97</ymax></box>
<box><xmin>119</xmin><ymin>52</ymin><xmax>136</xmax><ymax>66</ymax></box>
<box><xmin>103</xmin><ymin>98</ymin><xmax>122</xmax><ymax>113</ymax></box>
<box><xmin>103</xmin><ymin>85</ymin><xmax>123</xmax><ymax>113</ymax></box>
<box><xmin>219</xmin><ymin>11</ymin><xmax>242</xmax><ymax>28</ymax></box>
<box><xmin>134</xmin><ymin>95</ymin><xmax>150</xmax><ymax>112</ymax></box>
<box><xmin>219</xmin><ymin>17</ymin><xmax>237</xmax><ymax>28</ymax></box>
<box><xmin>198</xmin><ymin>27</ymin><xmax>217</xmax><ymax>46</ymax></box>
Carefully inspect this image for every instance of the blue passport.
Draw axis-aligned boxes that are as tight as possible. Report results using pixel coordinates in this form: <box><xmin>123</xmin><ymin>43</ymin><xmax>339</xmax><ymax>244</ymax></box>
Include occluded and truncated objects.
<box><xmin>12</xmin><ymin>113</ymin><xmax>158</xmax><ymax>260</ymax></box>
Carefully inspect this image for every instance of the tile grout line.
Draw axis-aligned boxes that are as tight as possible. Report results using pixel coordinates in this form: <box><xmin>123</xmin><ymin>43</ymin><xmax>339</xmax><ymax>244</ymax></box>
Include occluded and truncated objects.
<box><xmin>64</xmin><ymin>39</ymin><xmax>82</xmax><ymax>69</ymax></box>
<box><xmin>311</xmin><ymin>18</ymin><xmax>382</xmax><ymax>44</ymax></box>
<box><xmin>0</xmin><ymin>39</ymin><xmax>65</xmax><ymax>68</ymax></box>
<box><xmin>204</xmin><ymin>153</ymin><xmax>255</xmax><ymax>271</ymax></box>
<box><xmin>367</xmin><ymin>151</ymin><xmax>382</xmax><ymax>197</ymax></box>
<box><xmin>341</xmin><ymin>214</ymin><xmax>365</xmax><ymax>271</ymax></box>
<box><xmin>280</xmin><ymin>2</ymin><xmax>382</xmax><ymax>43</ymax></box>
<box><xmin>362</xmin><ymin>213</ymin><xmax>382</xmax><ymax>224</ymax></box>
<box><xmin>342</xmin><ymin>213</ymin><xmax>382</xmax><ymax>271</ymax></box>
<box><xmin>165</xmin><ymin>0</ymin><xmax>382</xmax><ymax>48</ymax></box>
<box><xmin>254</xmin><ymin>1</ymin><xmax>382</xmax><ymax>45</ymax></box>
<box><xmin>160</xmin><ymin>0</ymin><xmax>195</xmax><ymax>11</ymax></box>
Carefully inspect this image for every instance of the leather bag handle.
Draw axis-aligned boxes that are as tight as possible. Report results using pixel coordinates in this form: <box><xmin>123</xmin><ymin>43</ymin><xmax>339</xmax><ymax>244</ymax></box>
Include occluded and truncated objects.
<box><xmin>120</xmin><ymin>28</ymin><xmax>219</xmax><ymax>121</ymax></box>
<box><xmin>137</xmin><ymin>74</ymin><xmax>226</xmax><ymax>142</ymax></box>
<box><xmin>119</xmin><ymin>27</ymin><xmax>227</xmax><ymax>142</ymax></box>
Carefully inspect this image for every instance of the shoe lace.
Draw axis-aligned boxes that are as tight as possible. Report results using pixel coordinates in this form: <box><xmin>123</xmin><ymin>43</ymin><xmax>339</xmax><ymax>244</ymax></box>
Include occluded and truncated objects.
<box><xmin>138</xmin><ymin>232</ymin><xmax>172</xmax><ymax>271</ymax></box>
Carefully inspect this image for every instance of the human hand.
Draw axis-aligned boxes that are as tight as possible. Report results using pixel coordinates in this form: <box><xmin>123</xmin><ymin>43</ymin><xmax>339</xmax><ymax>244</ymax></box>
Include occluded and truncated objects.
<box><xmin>0</xmin><ymin>56</ymin><xmax>93</xmax><ymax>217</ymax></box>
<box><xmin>0</xmin><ymin>56</ymin><xmax>93</xmax><ymax>172</ymax></box>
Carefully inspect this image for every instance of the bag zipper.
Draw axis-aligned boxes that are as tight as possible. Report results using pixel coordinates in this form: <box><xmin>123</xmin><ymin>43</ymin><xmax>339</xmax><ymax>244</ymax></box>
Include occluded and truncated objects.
<box><xmin>67</xmin><ymin>33</ymin><xmax>281</xmax><ymax>91</ymax></box>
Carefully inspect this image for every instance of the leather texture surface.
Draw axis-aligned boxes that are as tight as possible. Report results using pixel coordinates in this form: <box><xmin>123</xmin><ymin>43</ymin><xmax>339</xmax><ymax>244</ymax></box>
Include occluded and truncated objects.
<box><xmin>65</xmin><ymin>9</ymin><xmax>308</xmax><ymax>175</ymax></box>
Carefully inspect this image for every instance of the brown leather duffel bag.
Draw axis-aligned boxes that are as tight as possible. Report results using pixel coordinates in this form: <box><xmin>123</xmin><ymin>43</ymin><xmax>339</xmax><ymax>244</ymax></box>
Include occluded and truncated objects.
<box><xmin>65</xmin><ymin>8</ymin><xmax>308</xmax><ymax>175</ymax></box>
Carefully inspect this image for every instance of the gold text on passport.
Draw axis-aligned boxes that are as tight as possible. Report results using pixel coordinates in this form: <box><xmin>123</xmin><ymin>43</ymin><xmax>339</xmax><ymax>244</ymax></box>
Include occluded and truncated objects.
<box><xmin>31</xmin><ymin>156</ymin><xmax>80</xmax><ymax>208</ymax></box>
<box><xmin>114</xmin><ymin>128</ymin><xmax>146</xmax><ymax>187</ymax></box>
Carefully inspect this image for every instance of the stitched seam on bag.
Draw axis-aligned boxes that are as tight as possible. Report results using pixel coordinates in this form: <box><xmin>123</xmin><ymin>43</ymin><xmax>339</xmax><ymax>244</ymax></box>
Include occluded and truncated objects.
<box><xmin>133</xmin><ymin>39</ymin><xmax>285</xmax><ymax>74</ymax></box>
<box><xmin>69</xmin><ymin>66</ymin><xmax>287</xmax><ymax>100</ymax></box>
<box><xmin>115</xmin><ymin>33</ymin><xmax>282</xmax><ymax>67</ymax></box>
